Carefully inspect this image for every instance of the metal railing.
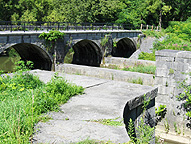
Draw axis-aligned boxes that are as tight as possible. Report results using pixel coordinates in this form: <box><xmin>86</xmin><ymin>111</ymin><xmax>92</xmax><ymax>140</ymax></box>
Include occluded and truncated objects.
<box><xmin>141</xmin><ymin>24</ymin><xmax>160</xmax><ymax>31</ymax></box>
<box><xmin>0</xmin><ymin>21</ymin><xmax>141</xmax><ymax>32</ymax></box>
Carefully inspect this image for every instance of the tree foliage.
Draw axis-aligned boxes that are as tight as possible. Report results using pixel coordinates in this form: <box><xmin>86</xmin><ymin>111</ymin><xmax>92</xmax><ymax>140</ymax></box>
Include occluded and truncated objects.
<box><xmin>0</xmin><ymin>0</ymin><xmax>190</xmax><ymax>28</ymax></box>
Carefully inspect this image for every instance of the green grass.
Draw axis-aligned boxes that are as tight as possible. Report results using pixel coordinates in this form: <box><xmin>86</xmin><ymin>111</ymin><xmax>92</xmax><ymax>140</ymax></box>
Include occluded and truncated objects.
<box><xmin>86</xmin><ymin>117</ymin><xmax>124</xmax><ymax>127</ymax></box>
<box><xmin>0</xmin><ymin>72</ymin><xmax>84</xmax><ymax>143</ymax></box>
<box><xmin>101</xmin><ymin>63</ymin><xmax>156</xmax><ymax>75</ymax></box>
<box><xmin>123</xmin><ymin>62</ymin><xmax>156</xmax><ymax>75</ymax></box>
<box><xmin>130</xmin><ymin>77</ymin><xmax>143</xmax><ymax>85</ymax></box>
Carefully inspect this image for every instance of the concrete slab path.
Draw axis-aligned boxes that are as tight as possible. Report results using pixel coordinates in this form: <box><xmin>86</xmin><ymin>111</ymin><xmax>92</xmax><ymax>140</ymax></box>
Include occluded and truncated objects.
<box><xmin>31</xmin><ymin>70</ymin><xmax>155</xmax><ymax>144</ymax></box>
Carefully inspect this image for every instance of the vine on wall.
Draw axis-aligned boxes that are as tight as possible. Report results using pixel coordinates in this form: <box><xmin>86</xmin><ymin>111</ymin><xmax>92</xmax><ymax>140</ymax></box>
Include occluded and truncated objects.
<box><xmin>39</xmin><ymin>30</ymin><xmax>65</xmax><ymax>71</ymax></box>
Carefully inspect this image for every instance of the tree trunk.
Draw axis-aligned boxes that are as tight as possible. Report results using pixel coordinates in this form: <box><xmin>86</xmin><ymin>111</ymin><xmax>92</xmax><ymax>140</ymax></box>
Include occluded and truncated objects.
<box><xmin>159</xmin><ymin>9</ymin><xmax>162</xmax><ymax>31</ymax></box>
<box><xmin>51</xmin><ymin>42</ymin><xmax>56</xmax><ymax>71</ymax></box>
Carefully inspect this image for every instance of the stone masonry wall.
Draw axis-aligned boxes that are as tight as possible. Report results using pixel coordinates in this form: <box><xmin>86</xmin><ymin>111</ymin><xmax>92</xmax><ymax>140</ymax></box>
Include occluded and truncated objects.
<box><xmin>155</xmin><ymin>49</ymin><xmax>191</xmax><ymax>136</ymax></box>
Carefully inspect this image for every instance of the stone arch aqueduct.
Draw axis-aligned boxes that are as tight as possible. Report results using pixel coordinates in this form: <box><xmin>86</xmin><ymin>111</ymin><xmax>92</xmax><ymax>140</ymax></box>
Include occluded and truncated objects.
<box><xmin>0</xmin><ymin>30</ymin><xmax>142</xmax><ymax>70</ymax></box>
<box><xmin>1</xmin><ymin>29</ymin><xmax>191</xmax><ymax>141</ymax></box>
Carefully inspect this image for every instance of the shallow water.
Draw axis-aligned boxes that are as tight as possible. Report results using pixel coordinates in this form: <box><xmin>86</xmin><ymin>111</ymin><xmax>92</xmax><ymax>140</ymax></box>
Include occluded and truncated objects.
<box><xmin>0</xmin><ymin>56</ymin><xmax>20</xmax><ymax>73</ymax></box>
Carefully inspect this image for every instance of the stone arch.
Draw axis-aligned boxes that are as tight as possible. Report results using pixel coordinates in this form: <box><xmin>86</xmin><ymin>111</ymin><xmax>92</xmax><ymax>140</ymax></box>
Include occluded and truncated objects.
<box><xmin>1</xmin><ymin>43</ymin><xmax>52</xmax><ymax>70</ymax></box>
<box><xmin>72</xmin><ymin>39</ymin><xmax>102</xmax><ymax>67</ymax></box>
<box><xmin>112</xmin><ymin>38</ymin><xmax>137</xmax><ymax>58</ymax></box>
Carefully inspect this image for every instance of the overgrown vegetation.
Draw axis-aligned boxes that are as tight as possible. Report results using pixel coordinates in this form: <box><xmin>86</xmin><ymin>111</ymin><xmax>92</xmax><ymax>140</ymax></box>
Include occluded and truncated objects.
<box><xmin>101</xmin><ymin>63</ymin><xmax>156</xmax><ymax>75</ymax></box>
<box><xmin>177</xmin><ymin>75</ymin><xmax>191</xmax><ymax>118</ymax></box>
<box><xmin>142</xmin><ymin>30</ymin><xmax>165</xmax><ymax>39</ymax></box>
<box><xmin>39</xmin><ymin>30</ymin><xmax>65</xmax><ymax>70</ymax></box>
<box><xmin>127</xmin><ymin>95</ymin><xmax>154</xmax><ymax>144</ymax></box>
<box><xmin>138</xmin><ymin>52</ymin><xmax>156</xmax><ymax>61</ymax></box>
<box><xmin>154</xmin><ymin>18</ymin><xmax>191</xmax><ymax>51</ymax></box>
<box><xmin>123</xmin><ymin>62</ymin><xmax>156</xmax><ymax>74</ymax></box>
<box><xmin>0</xmin><ymin>61</ymin><xmax>84</xmax><ymax>143</ymax></box>
<box><xmin>155</xmin><ymin>105</ymin><xmax>167</xmax><ymax>124</ymax></box>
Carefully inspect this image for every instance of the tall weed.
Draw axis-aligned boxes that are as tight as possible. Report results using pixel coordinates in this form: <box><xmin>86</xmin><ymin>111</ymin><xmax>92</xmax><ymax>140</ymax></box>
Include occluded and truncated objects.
<box><xmin>0</xmin><ymin>71</ymin><xmax>84</xmax><ymax>143</ymax></box>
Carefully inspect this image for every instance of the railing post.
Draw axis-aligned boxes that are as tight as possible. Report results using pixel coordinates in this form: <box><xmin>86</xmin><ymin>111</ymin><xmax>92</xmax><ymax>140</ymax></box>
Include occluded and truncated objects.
<box><xmin>24</xmin><ymin>22</ymin><xmax>25</xmax><ymax>32</ymax></box>
<box><xmin>10</xmin><ymin>21</ymin><xmax>12</xmax><ymax>32</ymax></box>
<box><xmin>58</xmin><ymin>22</ymin><xmax>60</xmax><ymax>30</ymax></box>
<box><xmin>151</xmin><ymin>25</ymin><xmax>153</xmax><ymax>31</ymax></box>
<box><xmin>35</xmin><ymin>21</ymin><xmax>37</xmax><ymax>31</ymax></box>
<box><xmin>140</xmin><ymin>24</ymin><xmax>143</xmax><ymax>31</ymax></box>
<box><xmin>6</xmin><ymin>21</ymin><xmax>7</xmax><ymax>31</ymax></box>
<box><xmin>146</xmin><ymin>25</ymin><xmax>148</xmax><ymax>30</ymax></box>
<box><xmin>67</xmin><ymin>23</ymin><xmax>68</xmax><ymax>31</ymax></box>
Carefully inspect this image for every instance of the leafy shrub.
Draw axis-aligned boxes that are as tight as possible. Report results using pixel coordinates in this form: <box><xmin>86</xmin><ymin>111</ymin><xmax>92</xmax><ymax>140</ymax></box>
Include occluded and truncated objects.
<box><xmin>154</xmin><ymin>18</ymin><xmax>191</xmax><ymax>51</ymax></box>
<box><xmin>177</xmin><ymin>78</ymin><xmax>191</xmax><ymax>118</ymax></box>
<box><xmin>138</xmin><ymin>52</ymin><xmax>156</xmax><ymax>61</ymax></box>
<box><xmin>142</xmin><ymin>30</ymin><xmax>165</xmax><ymax>39</ymax></box>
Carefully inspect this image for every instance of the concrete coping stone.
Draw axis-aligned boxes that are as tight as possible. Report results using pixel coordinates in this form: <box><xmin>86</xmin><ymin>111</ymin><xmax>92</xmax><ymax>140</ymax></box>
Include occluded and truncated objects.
<box><xmin>105</xmin><ymin>57</ymin><xmax>156</xmax><ymax>66</ymax></box>
<box><xmin>156</xmin><ymin>49</ymin><xmax>191</xmax><ymax>59</ymax></box>
<box><xmin>127</xmin><ymin>87</ymin><xmax>158</xmax><ymax>110</ymax></box>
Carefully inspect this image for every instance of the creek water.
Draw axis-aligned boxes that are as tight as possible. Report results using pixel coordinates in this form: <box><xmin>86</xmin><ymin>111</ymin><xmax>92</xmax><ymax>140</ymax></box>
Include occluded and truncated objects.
<box><xmin>0</xmin><ymin>48</ymin><xmax>21</xmax><ymax>73</ymax></box>
<box><xmin>0</xmin><ymin>56</ymin><xmax>17</xmax><ymax>72</ymax></box>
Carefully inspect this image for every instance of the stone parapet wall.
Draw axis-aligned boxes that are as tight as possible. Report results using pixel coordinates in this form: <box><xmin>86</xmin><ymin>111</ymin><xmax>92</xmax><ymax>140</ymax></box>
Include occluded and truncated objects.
<box><xmin>56</xmin><ymin>63</ymin><xmax>155</xmax><ymax>86</ymax></box>
<box><xmin>104</xmin><ymin>57</ymin><xmax>155</xmax><ymax>68</ymax></box>
<box><xmin>155</xmin><ymin>49</ymin><xmax>191</xmax><ymax>137</ymax></box>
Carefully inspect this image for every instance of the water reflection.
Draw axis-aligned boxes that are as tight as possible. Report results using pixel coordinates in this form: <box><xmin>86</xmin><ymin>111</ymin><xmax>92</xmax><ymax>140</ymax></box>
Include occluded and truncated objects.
<box><xmin>0</xmin><ymin>48</ymin><xmax>21</xmax><ymax>73</ymax></box>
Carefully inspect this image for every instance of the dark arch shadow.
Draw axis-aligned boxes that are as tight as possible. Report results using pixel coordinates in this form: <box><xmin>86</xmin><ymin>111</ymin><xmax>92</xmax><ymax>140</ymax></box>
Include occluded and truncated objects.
<box><xmin>72</xmin><ymin>40</ymin><xmax>102</xmax><ymax>67</ymax></box>
<box><xmin>112</xmin><ymin>38</ymin><xmax>136</xmax><ymax>58</ymax></box>
<box><xmin>11</xmin><ymin>43</ymin><xmax>52</xmax><ymax>70</ymax></box>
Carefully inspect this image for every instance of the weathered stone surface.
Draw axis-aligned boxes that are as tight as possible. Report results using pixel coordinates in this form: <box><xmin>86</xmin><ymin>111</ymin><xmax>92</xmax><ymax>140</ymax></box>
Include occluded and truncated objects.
<box><xmin>155</xmin><ymin>49</ymin><xmax>191</xmax><ymax>138</ymax></box>
<box><xmin>104</xmin><ymin>57</ymin><xmax>155</xmax><ymax>68</ymax></box>
<box><xmin>56</xmin><ymin>63</ymin><xmax>155</xmax><ymax>86</ymax></box>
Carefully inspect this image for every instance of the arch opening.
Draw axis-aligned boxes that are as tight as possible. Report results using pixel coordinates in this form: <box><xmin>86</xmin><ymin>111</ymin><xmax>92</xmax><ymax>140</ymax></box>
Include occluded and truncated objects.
<box><xmin>0</xmin><ymin>43</ymin><xmax>52</xmax><ymax>72</ymax></box>
<box><xmin>112</xmin><ymin>38</ymin><xmax>136</xmax><ymax>58</ymax></box>
<box><xmin>65</xmin><ymin>40</ymin><xmax>102</xmax><ymax>67</ymax></box>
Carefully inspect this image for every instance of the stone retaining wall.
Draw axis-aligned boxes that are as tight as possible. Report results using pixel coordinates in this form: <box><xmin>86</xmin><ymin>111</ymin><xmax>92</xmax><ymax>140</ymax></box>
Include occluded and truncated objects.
<box><xmin>56</xmin><ymin>63</ymin><xmax>155</xmax><ymax>86</ymax></box>
<box><xmin>155</xmin><ymin>49</ymin><xmax>191</xmax><ymax>137</ymax></box>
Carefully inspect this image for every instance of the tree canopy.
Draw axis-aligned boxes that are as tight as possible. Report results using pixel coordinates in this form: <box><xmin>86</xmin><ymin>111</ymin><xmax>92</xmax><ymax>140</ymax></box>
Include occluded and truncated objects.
<box><xmin>0</xmin><ymin>0</ymin><xmax>190</xmax><ymax>28</ymax></box>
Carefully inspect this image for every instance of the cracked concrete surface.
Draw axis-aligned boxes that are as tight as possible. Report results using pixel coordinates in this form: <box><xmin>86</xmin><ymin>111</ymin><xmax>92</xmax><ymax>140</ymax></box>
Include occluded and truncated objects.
<box><xmin>31</xmin><ymin>70</ymin><xmax>155</xmax><ymax>144</ymax></box>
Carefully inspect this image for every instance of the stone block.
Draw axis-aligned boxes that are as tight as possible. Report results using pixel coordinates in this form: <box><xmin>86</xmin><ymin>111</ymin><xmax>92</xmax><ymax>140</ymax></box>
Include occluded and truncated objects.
<box><xmin>0</xmin><ymin>36</ymin><xmax>7</xmax><ymax>43</ymax></box>
<box><xmin>155</xmin><ymin>49</ymin><xmax>180</xmax><ymax>57</ymax></box>
<box><xmin>155</xmin><ymin>68</ymin><xmax>169</xmax><ymax>77</ymax></box>
<box><xmin>156</xmin><ymin>61</ymin><xmax>168</xmax><ymax>69</ymax></box>
<box><xmin>155</xmin><ymin>77</ymin><xmax>168</xmax><ymax>86</ymax></box>
<box><xmin>155</xmin><ymin>94</ymin><xmax>169</xmax><ymax>104</ymax></box>
<box><xmin>158</xmin><ymin>86</ymin><xmax>174</xmax><ymax>95</ymax></box>
<box><xmin>156</xmin><ymin>56</ymin><xmax>175</xmax><ymax>62</ymax></box>
<box><xmin>175</xmin><ymin>58</ymin><xmax>187</xmax><ymax>63</ymax></box>
<box><xmin>176</xmin><ymin>51</ymin><xmax>191</xmax><ymax>59</ymax></box>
